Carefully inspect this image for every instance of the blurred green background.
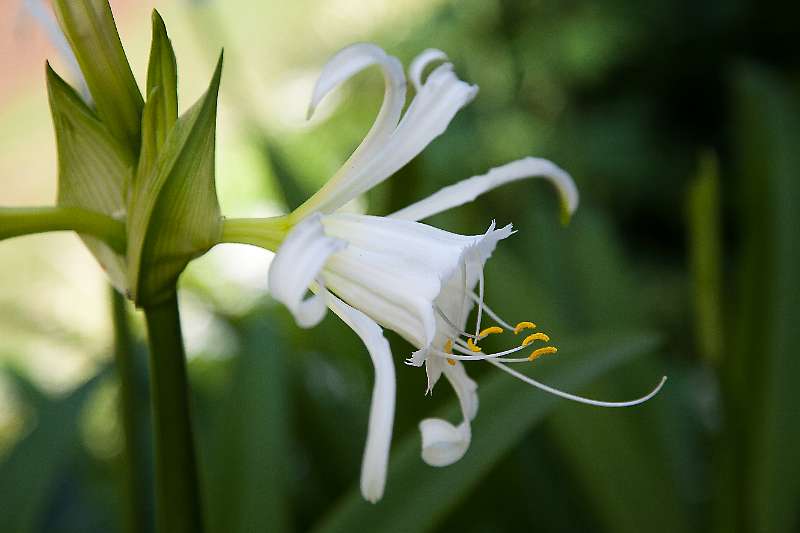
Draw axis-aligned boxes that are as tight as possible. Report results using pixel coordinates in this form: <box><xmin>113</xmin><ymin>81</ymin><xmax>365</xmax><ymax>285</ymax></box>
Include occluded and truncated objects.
<box><xmin>1</xmin><ymin>0</ymin><xmax>799</xmax><ymax>531</ymax></box>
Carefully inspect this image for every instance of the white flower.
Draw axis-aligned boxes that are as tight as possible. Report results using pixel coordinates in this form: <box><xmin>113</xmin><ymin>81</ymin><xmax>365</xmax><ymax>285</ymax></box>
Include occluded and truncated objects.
<box><xmin>262</xmin><ymin>43</ymin><xmax>665</xmax><ymax>503</ymax></box>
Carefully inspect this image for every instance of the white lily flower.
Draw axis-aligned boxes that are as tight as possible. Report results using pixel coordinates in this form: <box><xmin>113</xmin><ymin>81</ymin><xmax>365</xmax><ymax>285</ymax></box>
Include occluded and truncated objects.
<box><xmin>228</xmin><ymin>43</ymin><xmax>665</xmax><ymax>503</ymax></box>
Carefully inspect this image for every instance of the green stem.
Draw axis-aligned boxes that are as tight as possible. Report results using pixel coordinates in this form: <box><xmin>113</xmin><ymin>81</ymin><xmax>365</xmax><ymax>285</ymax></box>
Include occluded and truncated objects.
<box><xmin>220</xmin><ymin>216</ymin><xmax>289</xmax><ymax>251</ymax></box>
<box><xmin>111</xmin><ymin>289</ymin><xmax>148</xmax><ymax>533</ymax></box>
<box><xmin>144</xmin><ymin>293</ymin><xmax>204</xmax><ymax>533</ymax></box>
<box><xmin>0</xmin><ymin>206</ymin><xmax>126</xmax><ymax>253</ymax></box>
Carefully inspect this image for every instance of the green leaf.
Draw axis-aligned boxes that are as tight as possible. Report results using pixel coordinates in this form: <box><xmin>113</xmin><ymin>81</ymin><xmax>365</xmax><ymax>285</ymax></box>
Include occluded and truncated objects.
<box><xmin>312</xmin><ymin>331</ymin><xmax>661</xmax><ymax>533</ymax></box>
<box><xmin>127</xmin><ymin>56</ymin><xmax>224</xmax><ymax>306</ymax></box>
<box><xmin>688</xmin><ymin>151</ymin><xmax>723</xmax><ymax>364</ymax></box>
<box><xmin>52</xmin><ymin>0</ymin><xmax>144</xmax><ymax>154</ymax></box>
<box><xmin>47</xmin><ymin>64</ymin><xmax>131</xmax><ymax>291</ymax></box>
<box><xmin>716</xmin><ymin>64</ymin><xmax>800</xmax><ymax>533</ymax></box>
<box><xmin>206</xmin><ymin>317</ymin><xmax>291</xmax><ymax>533</ymax></box>
<box><xmin>548</xmin><ymin>360</ymin><xmax>691</xmax><ymax>533</ymax></box>
<box><xmin>0</xmin><ymin>369</ymin><xmax>104</xmax><ymax>533</ymax></box>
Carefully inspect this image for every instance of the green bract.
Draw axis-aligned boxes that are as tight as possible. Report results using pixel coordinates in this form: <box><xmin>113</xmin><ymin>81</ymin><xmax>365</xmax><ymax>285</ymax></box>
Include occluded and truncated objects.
<box><xmin>46</xmin><ymin>3</ymin><xmax>223</xmax><ymax>307</ymax></box>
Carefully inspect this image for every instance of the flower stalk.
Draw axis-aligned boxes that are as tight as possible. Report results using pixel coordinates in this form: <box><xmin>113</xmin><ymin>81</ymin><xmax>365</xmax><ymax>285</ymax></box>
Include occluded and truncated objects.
<box><xmin>144</xmin><ymin>294</ymin><xmax>204</xmax><ymax>533</ymax></box>
<box><xmin>0</xmin><ymin>206</ymin><xmax>126</xmax><ymax>253</ymax></box>
<box><xmin>220</xmin><ymin>216</ymin><xmax>290</xmax><ymax>251</ymax></box>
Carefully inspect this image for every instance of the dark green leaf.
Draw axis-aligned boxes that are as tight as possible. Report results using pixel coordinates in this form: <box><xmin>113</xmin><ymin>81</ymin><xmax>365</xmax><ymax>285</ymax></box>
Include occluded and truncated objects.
<box><xmin>313</xmin><ymin>331</ymin><xmax>661</xmax><ymax>533</ymax></box>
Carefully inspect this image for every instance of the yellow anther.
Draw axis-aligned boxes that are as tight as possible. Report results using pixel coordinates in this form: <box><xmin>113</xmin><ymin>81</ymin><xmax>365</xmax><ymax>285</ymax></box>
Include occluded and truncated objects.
<box><xmin>528</xmin><ymin>346</ymin><xmax>558</xmax><ymax>361</ymax></box>
<box><xmin>466</xmin><ymin>338</ymin><xmax>483</xmax><ymax>352</ymax></box>
<box><xmin>514</xmin><ymin>321</ymin><xmax>537</xmax><ymax>334</ymax></box>
<box><xmin>479</xmin><ymin>326</ymin><xmax>504</xmax><ymax>338</ymax></box>
<box><xmin>444</xmin><ymin>339</ymin><xmax>456</xmax><ymax>365</ymax></box>
<box><xmin>522</xmin><ymin>332</ymin><xmax>550</xmax><ymax>346</ymax></box>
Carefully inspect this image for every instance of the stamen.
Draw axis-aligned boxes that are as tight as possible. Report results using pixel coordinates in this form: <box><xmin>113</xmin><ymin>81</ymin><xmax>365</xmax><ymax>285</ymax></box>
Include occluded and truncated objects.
<box><xmin>522</xmin><ymin>332</ymin><xmax>550</xmax><ymax>346</ymax></box>
<box><xmin>528</xmin><ymin>346</ymin><xmax>557</xmax><ymax>361</ymax></box>
<box><xmin>468</xmin><ymin>292</ymin><xmax>514</xmax><ymax>330</ymax></box>
<box><xmin>450</xmin><ymin>342</ymin><xmax>529</xmax><ymax>359</ymax></box>
<box><xmin>514</xmin><ymin>321</ymin><xmax>536</xmax><ymax>334</ymax></box>
<box><xmin>466</xmin><ymin>338</ymin><xmax>482</xmax><ymax>352</ymax></box>
<box><xmin>474</xmin><ymin>261</ymin><xmax>485</xmax><ymax>337</ymax></box>
<box><xmin>487</xmin><ymin>359</ymin><xmax>668</xmax><ymax>408</ymax></box>
<box><xmin>479</xmin><ymin>326</ymin><xmax>504</xmax><ymax>338</ymax></box>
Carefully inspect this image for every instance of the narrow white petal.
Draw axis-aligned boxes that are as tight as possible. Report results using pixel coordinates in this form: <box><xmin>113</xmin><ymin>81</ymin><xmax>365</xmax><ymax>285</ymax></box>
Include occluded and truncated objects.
<box><xmin>409</xmin><ymin>48</ymin><xmax>448</xmax><ymax>91</ymax></box>
<box><xmin>389</xmin><ymin>157</ymin><xmax>579</xmax><ymax>222</ymax></box>
<box><xmin>419</xmin><ymin>361</ymin><xmax>478</xmax><ymax>467</ymax></box>
<box><xmin>294</xmin><ymin>43</ymin><xmax>406</xmax><ymax>219</ymax></box>
<box><xmin>267</xmin><ymin>214</ymin><xmax>345</xmax><ymax>328</ymax></box>
<box><xmin>326</xmin><ymin>292</ymin><xmax>396</xmax><ymax>503</ymax></box>
<box><xmin>295</xmin><ymin>59</ymin><xmax>478</xmax><ymax>217</ymax></box>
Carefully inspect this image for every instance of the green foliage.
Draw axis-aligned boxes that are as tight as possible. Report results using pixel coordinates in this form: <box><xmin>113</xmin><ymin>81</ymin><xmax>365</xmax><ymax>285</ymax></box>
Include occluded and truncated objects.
<box><xmin>52</xmin><ymin>0</ymin><xmax>144</xmax><ymax>154</ymax></box>
<box><xmin>313</xmin><ymin>333</ymin><xmax>660</xmax><ymax>533</ymax></box>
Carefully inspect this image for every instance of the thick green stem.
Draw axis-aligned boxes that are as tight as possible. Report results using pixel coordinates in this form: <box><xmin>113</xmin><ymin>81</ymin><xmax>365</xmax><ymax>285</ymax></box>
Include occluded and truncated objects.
<box><xmin>220</xmin><ymin>216</ymin><xmax>289</xmax><ymax>251</ymax></box>
<box><xmin>144</xmin><ymin>294</ymin><xmax>204</xmax><ymax>533</ymax></box>
<box><xmin>111</xmin><ymin>289</ymin><xmax>148</xmax><ymax>533</ymax></box>
<box><xmin>0</xmin><ymin>206</ymin><xmax>126</xmax><ymax>253</ymax></box>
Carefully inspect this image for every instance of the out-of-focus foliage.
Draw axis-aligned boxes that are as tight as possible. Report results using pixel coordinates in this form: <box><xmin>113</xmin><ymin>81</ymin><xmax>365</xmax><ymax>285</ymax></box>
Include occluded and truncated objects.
<box><xmin>1</xmin><ymin>0</ymin><xmax>799</xmax><ymax>532</ymax></box>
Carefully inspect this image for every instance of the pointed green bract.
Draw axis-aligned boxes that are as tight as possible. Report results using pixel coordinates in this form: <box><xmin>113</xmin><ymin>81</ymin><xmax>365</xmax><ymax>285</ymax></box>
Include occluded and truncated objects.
<box><xmin>47</xmin><ymin>63</ymin><xmax>131</xmax><ymax>291</ymax></box>
<box><xmin>146</xmin><ymin>11</ymin><xmax>178</xmax><ymax>149</ymax></box>
<box><xmin>127</xmin><ymin>55</ymin><xmax>224</xmax><ymax>307</ymax></box>
<box><xmin>52</xmin><ymin>0</ymin><xmax>143</xmax><ymax>154</ymax></box>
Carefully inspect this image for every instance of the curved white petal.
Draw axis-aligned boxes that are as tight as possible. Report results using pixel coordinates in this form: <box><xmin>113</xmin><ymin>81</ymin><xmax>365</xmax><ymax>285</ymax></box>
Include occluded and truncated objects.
<box><xmin>409</xmin><ymin>48</ymin><xmax>448</xmax><ymax>91</ymax></box>
<box><xmin>326</xmin><ymin>292</ymin><xmax>396</xmax><ymax>503</ymax></box>
<box><xmin>295</xmin><ymin>58</ymin><xmax>478</xmax><ymax>218</ymax></box>
<box><xmin>419</xmin><ymin>419</ymin><xmax>470</xmax><ymax>467</ymax></box>
<box><xmin>268</xmin><ymin>214</ymin><xmax>345</xmax><ymax>328</ymax></box>
<box><xmin>389</xmin><ymin>157</ymin><xmax>579</xmax><ymax>222</ymax></box>
<box><xmin>294</xmin><ymin>43</ymin><xmax>406</xmax><ymax>219</ymax></box>
<box><xmin>419</xmin><ymin>361</ymin><xmax>478</xmax><ymax>467</ymax></box>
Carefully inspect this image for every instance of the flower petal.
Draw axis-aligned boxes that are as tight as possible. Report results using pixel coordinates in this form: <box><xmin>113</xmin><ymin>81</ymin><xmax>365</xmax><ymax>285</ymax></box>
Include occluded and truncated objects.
<box><xmin>326</xmin><ymin>292</ymin><xmax>396</xmax><ymax>503</ymax></box>
<box><xmin>294</xmin><ymin>43</ymin><xmax>406</xmax><ymax>219</ymax></box>
<box><xmin>389</xmin><ymin>157</ymin><xmax>579</xmax><ymax>222</ymax></box>
<box><xmin>267</xmin><ymin>214</ymin><xmax>345</xmax><ymax>328</ymax></box>
<box><xmin>409</xmin><ymin>48</ymin><xmax>448</xmax><ymax>91</ymax></box>
<box><xmin>419</xmin><ymin>361</ymin><xmax>478</xmax><ymax>467</ymax></box>
<box><xmin>295</xmin><ymin>58</ymin><xmax>478</xmax><ymax>218</ymax></box>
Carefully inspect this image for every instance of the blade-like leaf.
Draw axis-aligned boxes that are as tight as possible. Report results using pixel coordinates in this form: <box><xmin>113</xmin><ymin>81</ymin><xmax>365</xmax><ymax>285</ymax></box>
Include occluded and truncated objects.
<box><xmin>716</xmin><ymin>64</ymin><xmax>800</xmax><ymax>533</ymax></box>
<box><xmin>127</xmin><ymin>56</ymin><xmax>224</xmax><ymax>306</ymax></box>
<box><xmin>0</xmin><ymin>369</ymin><xmax>104</xmax><ymax>533</ymax></box>
<box><xmin>313</xmin><ymin>331</ymin><xmax>661</xmax><ymax>533</ymax></box>
<box><xmin>206</xmin><ymin>317</ymin><xmax>291</xmax><ymax>533</ymax></box>
<box><xmin>52</xmin><ymin>0</ymin><xmax>143</xmax><ymax>154</ymax></box>
<box><xmin>47</xmin><ymin>63</ymin><xmax>131</xmax><ymax>291</ymax></box>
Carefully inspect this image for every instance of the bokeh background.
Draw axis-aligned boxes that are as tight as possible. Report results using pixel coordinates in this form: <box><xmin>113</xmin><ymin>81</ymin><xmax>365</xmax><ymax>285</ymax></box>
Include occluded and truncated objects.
<box><xmin>1</xmin><ymin>0</ymin><xmax>799</xmax><ymax>532</ymax></box>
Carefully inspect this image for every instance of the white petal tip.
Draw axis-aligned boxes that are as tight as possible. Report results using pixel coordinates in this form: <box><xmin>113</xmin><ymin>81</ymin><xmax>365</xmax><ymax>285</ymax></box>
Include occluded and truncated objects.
<box><xmin>419</xmin><ymin>418</ymin><xmax>470</xmax><ymax>467</ymax></box>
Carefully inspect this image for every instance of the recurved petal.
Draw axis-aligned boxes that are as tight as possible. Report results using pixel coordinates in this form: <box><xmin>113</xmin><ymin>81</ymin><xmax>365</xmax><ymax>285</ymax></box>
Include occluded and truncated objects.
<box><xmin>327</xmin><ymin>292</ymin><xmax>396</xmax><ymax>503</ymax></box>
<box><xmin>294</xmin><ymin>59</ymin><xmax>478</xmax><ymax>218</ymax></box>
<box><xmin>419</xmin><ymin>418</ymin><xmax>471</xmax><ymax>467</ymax></box>
<box><xmin>419</xmin><ymin>361</ymin><xmax>478</xmax><ymax>467</ymax></box>
<box><xmin>409</xmin><ymin>48</ymin><xmax>448</xmax><ymax>91</ymax></box>
<box><xmin>389</xmin><ymin>157</ymin><xmax>579</xmax><ymax>223</ymax></box>
<box><xmin>267</xmin><ymin>214</ymin><xmax>345</xmax><ymax>328</ymax></box>
<box><xmin>293</xmin><ymin>43</ymin><xmax>406</xmax><ymax>219</ymax></box>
